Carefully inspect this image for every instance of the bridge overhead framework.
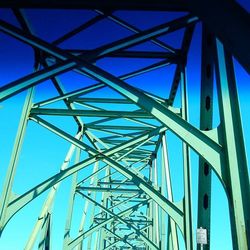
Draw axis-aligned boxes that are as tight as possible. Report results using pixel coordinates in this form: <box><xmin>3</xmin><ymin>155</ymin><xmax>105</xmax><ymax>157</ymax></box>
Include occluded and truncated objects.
<box><xmin>0</xmin><ymin>1</ymin><xmax>249</xmax><ymax>249</ymax></box>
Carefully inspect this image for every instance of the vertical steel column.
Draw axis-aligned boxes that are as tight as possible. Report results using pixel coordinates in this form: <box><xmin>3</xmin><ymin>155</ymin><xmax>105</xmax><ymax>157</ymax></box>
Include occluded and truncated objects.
<box><xmin>197</xmin><ymin>25</ymin><xmax>214</xmax><ymax>250</ymax></box>
<box><xmin>149</xmin><ymin>163</ymin><xmax>154</xmax><ymax>246</ymax></box>
<box><xmin>215</xmin><ymin>39</ymin><xmax>250</xmax><ymax>250</ymax></box>
<box><xmin>161</xmin><ymin>147</ymin><xmax>166</xmax><ymax>250</ymax></box>
<box><xmin>162</xmin><ymin>133</ymin><xmax>179</xmax><ymax>250</ymax></box>
<box><xmin>78</xmin><ymin>161</ymin><xmax>99</xmax><ymax>250</ymax></box>
<box><xmin>153</xmin><ymin>158</ymin><xmax>160</xmax><ymax>246</ymax></box>
<box><xmin>87</xmin><ymin>192</ymin><xmax>97</xmax><ymax>250</ymax></box>
<box><xmin>26</xmin><ymin>132</ymin><xmax>82</xmax><ymax>250</ymax></box>
<box><xmin>146</xmin><ymin>188</ymin><xmax>151</xmax><ymax>250</ymax></box>
<box><xmin>180</xmin><ymin>66</ymin><xmax>193</xmax><ymax>250</ymax></box>
<box><xmin>38</xmin><ymin>213</ymin><xmax>51</xmax><ymax>250</ymax></box>
<box><xmin>98</xmin><ymin>168</ymin><xmax>110</xmax><ymax>249</ymax></box>
<box><xmin>0</xmin><ymin>88</ymin><xmax>34</xmax><ymax>233</ymax></box>
<box><xmin>86</xmin><ymin>163</ymin><xmax>99</xmax><ymax>250</ymax></box>
<box><xmin>94</xmin><ymin>203</ymin><xmax>103</xmax><ymax>250</ymax></box>
<box><xmin>108</xmin><ymin>170</ymin><xmax>115</xmax><ymax>246</ymax></box>
<box><xmin>167</xmin><ymin>223</ymin><xmax>174</xmax><ymax>250</ymax></box>
<box><xmin>63</xmin><ymin>147</ymin><xmax>81</xmax><ymax>249</ymax></box>
<box><xmin>93</xmin><ymin>228</ymin><xmax>99</xmax><ymax>250</ymax></box>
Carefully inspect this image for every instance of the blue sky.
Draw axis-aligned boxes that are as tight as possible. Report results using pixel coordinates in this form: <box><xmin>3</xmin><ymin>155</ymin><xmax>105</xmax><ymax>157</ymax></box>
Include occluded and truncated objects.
<box><xmin>0</xmin><ymin>4</ymin><xmax>249</xmax><ymax>250</ymax></box>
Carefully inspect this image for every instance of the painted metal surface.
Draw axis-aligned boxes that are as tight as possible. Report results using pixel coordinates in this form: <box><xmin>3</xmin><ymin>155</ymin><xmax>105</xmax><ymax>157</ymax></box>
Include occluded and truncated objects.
<box><xmin>0</xmin><ymin>2</ymin><xmax>249</xmax><ymax>249</ymax></box>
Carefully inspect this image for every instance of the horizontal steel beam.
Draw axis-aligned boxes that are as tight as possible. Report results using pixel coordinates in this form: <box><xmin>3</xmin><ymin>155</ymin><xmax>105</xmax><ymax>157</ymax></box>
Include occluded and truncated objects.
<box><xmin>95</xmin><ymin>218</ymin><xmax>151</xmax><ymax>222</ymax></box>
<box><xmin>101</xmin><ymin>139</ymin><xmax>155</xmax><ymax>146</ymax></box>
<box><xmin>30</xmin><ymin>108</ymin><xmax>154</xmax><ymax>119</ymax></box>
<box><xmin>0</xmin><ymin>16</ymin><xmax>224</xmax><ymax>181</ymax></box>
<box><xmin>103</xmin><ymin>228</ymin><xmax>136</xmax><ymax>249</ymax></box>
<box><xmin>5</xmin><ymin>121</ymin><xmax>179</xmax><ymax>231</ymax></box>
<box><xmin>86</xmin><ymin>125</ymin><xmax>152</xmax><ymax>131</ymax></box>
<box><xmin>27</xmin><ymin>0</ymin><xmax>249</xmax><ymax>73</ymax></box>
<box><xmin>77</xmin><ymin>187</ymin><xmax>142</xmax><ymax>193</ymax></box>
<box><xmin>28</xmin><ymin>117</ymin><xmax>184</xmax><ymax>229</ymax></box>
<box><xmin>0</xmin><ymin>14</ymin><xmax>198</xmax><ymax>101</ymax></box>
<box><xmin>71</xmin><ymin>97</ymin><xmax>132</xmax><ymax>104</ymax></box>
<box><xmin>113</xmin><ymin>198</ymin><xmax>147</xmax><ymax>203</ymax></box>
<box><xmin>96</xmin><ymin>9</ymin><xmax>176</xmax><ymax>53</ymax></box>
<box><xmin>75</xmin><ymin>192</ymin><xmax>159</xmax><ymax>250</ymax></box>
<box><xmin>33</xmin><ymin>83</ymin><xmax>105</xmax><ymax>108</ymax></box>
<box><xmin>98</xmin><ymin>181</ymin><xmax>136</xmax><ymax>186</ymax></box>
<box><xmin>66</xmin><ymin>50</ymin><xmax>179</xmax><ymax>60</ymax></box>
<box><xmin>70</xmin><ymin>199</ymin><xmax>147</xmax><ymax>248</ymax></box>
<box><xmin>0</xmin><ymin>0</ymin><xmax>188</xmax><ymax>11</ymax></box>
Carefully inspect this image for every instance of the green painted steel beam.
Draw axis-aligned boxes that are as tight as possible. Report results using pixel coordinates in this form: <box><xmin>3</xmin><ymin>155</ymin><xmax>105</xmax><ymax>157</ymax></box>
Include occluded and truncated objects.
<box><xmin>75</xmin><ymin>59</ymin><xmax>224</xmax><ymax>180</ymax></box>
<box><xmin>0</xmin><ymin>5</ymin><xmax>248</xmax><ymax>249</ymax></box>
<box><xmin>23</xmin><ymin>0</ymin><xmax>249</xmax><ymax>72</ymax></box>
<box><xmin>197</xmin><ymin>25</ymin><xmax>214</xmax><ymax>250</ymax></box>
<box><xmin>75</xmin><ymin>192</ymin><xmax>159</xmax><ymax>250</ymax></box>
<box><xmin>0</xmin><ymin>59</ymin><xmax>76</xmax><ymax>102</ymax></box>
<box><xmin>0</xmin><ymin>14</ymin><xmax>198</xmax><ymax>101</ymax></box>
<box><xmin>43</xmin><ymin>68</ymin><xmax>84</xmax><ymax>128</ymax></box>
<box><xmin>5</xmin><ymin>119</ymin><xmax>184</xmax><ymax>233</ymax></box>
<box><xmin>97</xmin><ymin>181</ymin><xmax>136</xmax><ymax>186</ymax></box>
<box><xmin>66</xmin><ymin>49</ymin><xmax>178</xmax><ymax>60</ymax></box>
<box><xmin>214</xmin><ymin>39</ymin><xmax>250</xmax><ymax>250</ymax></box>
<box><xmin>0</xmin><ymin>89</ymin><xmax>34</xmax><ymax>233</ymax></box>
<box><xmin>95</xmin><ymin>9</ymin><xmax>176</xmax><ymax>53</ymax></box>
<box><xmin>85</xmin><ymin>125</ymin><xmax>152</xmax><ymax>131</ymax></box>
<box><xmin>68</xmin><ymin>196</ymin><xmax>150</xmax><ymax>249</ymax></box>
<box><xmin>152</xmin><ymin>158</ymin><xmax>160</xmax><ymax>246</ymax></box>
<box><xmin>118</xmin><ymin>58</ymin><xmax>172</xmax><ymax>82</ymax></box>
<box><xmin>180</xmin><ymin>66</ymin><xmax>193</xmax><ymax>250</ymax></box>
<box><xmin>101</xmin><ymin>139</ymin><xmax>155</xmax><ymax>146</ymax></box>
<box><xmin>77</xmin><ymin>187</ymin><xmax>142</xmax><ymax>193</ymax></box>
<box><xmin>162</xmin><ymin>133</ymin><xmax>179</xmax><ymax>249</ymax></box>
<box><xmin>95</xmin><ymin>218</ymin><xmax>152</xmax><ymax>224</ymax></box>
<box><xmin>77</xmin><ymin>161</ymin><xmax>100</xmax><ymax>250</ymax></box>
<box><xmin>33</xmin><ymin>83</ymin><xmax>105</xmax><ymax>108</ymax></box>
<box><xmin>168</xmin><ymin>26</ymin><xmax>195</xmax><ymax>105</ymax></box>
<box><xmin>28</xmin><ymin>117</ymin><xmax>184</xmax><ymax>229</ymax></box>
<box><xmin>38</xmin><ymin>213</ymin><xmax>51</xmax><ymax>250</ymax></box>
<box><xmin>25</xmin><ymin>132</ymin><xmax>82</xmax><ymax>250</ymax></box>
<box><xmin>63</xmin><ymin>148</ymin><xmax>82</xmax><ymax>249</ymax></box>
<box><xmin>70</xmin><ymin>97</ymin><xmax>133</xmax><ymax>104</ymax></box>
<box><xmin>0</xmin><ymin>14</ymin><xmax>221</xmax><ymax>181</ymax></box>
<box><xmin>102</xmin><ymin>228</ymin><xmax>136</xmax><ymax>249</ymax></box>
<box><xmin>36</xmin><ymin>44</ymin><xmax>225</xmax><ymax>183</ymax></box>
<box><xmin>94</xmin><ymin>194</ymin><xmax>142</xmax><ymax>219</ymax></box>
<box><xmin>52</xmin><ymin>14</ymin><xmax>106</xmax><ymax>46</ymax></box>
<box><xmin>30</xmin><ymin>108</ymin><xmax>154</xmax><ymax>119</ymax></box>
<box><xmin>86</xmin><ymin>163</ymin><xmax>150</xmax><ymax>195</ymax></box>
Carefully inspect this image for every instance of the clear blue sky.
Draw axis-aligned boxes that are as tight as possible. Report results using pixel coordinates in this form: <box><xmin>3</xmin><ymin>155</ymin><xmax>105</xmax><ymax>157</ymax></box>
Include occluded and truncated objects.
<box><xmin>0</xmin><ymin>4</ymin><xmax>249</xmax><ymax>250</ymax></box>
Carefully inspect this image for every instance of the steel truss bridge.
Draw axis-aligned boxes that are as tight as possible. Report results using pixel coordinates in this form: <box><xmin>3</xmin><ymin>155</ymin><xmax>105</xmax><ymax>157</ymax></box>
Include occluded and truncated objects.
<box><xmin>0</xmin><ymin>1</ymin><xmax>249</xmax><ymax>249</ymax></box>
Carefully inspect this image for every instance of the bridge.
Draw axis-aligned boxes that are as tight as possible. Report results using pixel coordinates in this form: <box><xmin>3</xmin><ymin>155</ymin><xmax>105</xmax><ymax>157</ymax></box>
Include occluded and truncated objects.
<box><xmin>0</xmin><ymin>1</ymin><xmax>249</xmax><ymax>249</ymax></box>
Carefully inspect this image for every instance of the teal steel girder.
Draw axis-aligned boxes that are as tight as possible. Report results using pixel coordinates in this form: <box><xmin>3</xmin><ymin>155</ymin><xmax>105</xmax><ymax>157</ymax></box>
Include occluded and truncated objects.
<box><xmin>0</xmin><ymin>14</ymin><xmax>198</xmax><ymax>101</ymax></box>
<box><xmin>68</xmin><ymin>195</ymin><xmax>150</xmax><ymax>249</ymax></box>
<box><xmin>29</xmin><ymin>116</ymin><xmax>184</xmax><ymax>229</ymax></box>
<box><xmin>0</xmin><ymin>16</ymin><xmax>223</xmax><ymax>182</ymax></box>
<box><xmin>0</xmin><ymin>3</ymin><xmax>249</xmax><ymax>250</ymax></box>
<box><xmin>0</xmin><ymin>16</ymin><xmax>225</xmax><ymax>182</ymax></box>
<box><xmin>197</xmin><ymin>25</ymin><xmax>214</xmax><ymax>250</ymax></box>
<box><xmin>214</xmin><ymin>39</ymin><xmax>250</xmax><ymax>250</ymax></box>
<box><xmin>2</xmin><ymin>117</ymin><xmax>184</xmax><ymax>235</ymax></box>
<box><xmin>75</xmin><ymin>192</ymin><xmax>158</xmax><ymax>250</ymax></box>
